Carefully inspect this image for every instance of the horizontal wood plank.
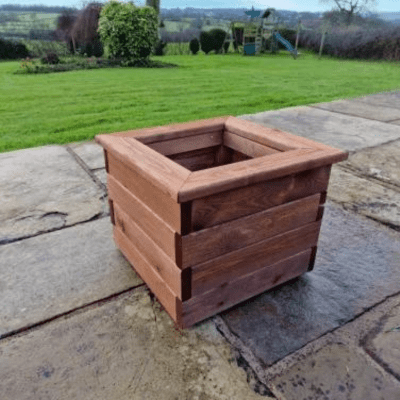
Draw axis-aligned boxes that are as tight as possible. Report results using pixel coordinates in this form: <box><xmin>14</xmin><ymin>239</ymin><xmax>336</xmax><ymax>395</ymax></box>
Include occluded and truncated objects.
<box><xmin>97</xmin><ymin>135</ymin><xmax>190</xmax><ymax>201</ymax></box>
<box><xmin>114</xmin><ymin>227</ymin><xmax>180</xmax><ymax>321</ymax></box>
<box><xmin>147</xmin><ymin>132</ymin><xmax>223</xmax><ymax>156</ymax></box>
<box><xmin>181</xmin><ymin>194</ymin><xmax>321</xmax><ymax>267</ymax></box>
<box><xmin>169</xmin><ymin>146</ymin><xmax>218</xmax><ymax>171</ymax></box>
<box><xmin>191</xmin><ymin>221</ymin><xmax>321</xmax><ymax>297</ymax></box>
<box><xmin>178</xmin><ymin>147</ymin><xmax>345</xmax><ymax>202</ymax></box>
<box><xmin>107</xmin><ymin>152</ymin><xmax>182</xmax><ymax>232</ymax></box>
<box><xmin>114</xmin><ymin>204</ymin><xmax>186</xmax><ymax>299</ymax></box>
<box><xmin>190</xmin><ymin>166</ymin><xmax>331</xmax><ymax>231</ymax></box>
<box><xmin>107</xmin><ymin>175</ymin><xmax>178</xmax><ymax>261</ymax></box>
<box><xmin>224</xmin><ymin>131</ymin><xmax>281</xmax><ymax>158</ymax></box>
<box><xmin>106</xmin><ymin>117</ymin><xmax>227</xmax><ymax>143</ymax></box>
<box><xmin>181</xmin><ymin>250</ymin><xmax>312</xmax><ymax>328</ymax></box>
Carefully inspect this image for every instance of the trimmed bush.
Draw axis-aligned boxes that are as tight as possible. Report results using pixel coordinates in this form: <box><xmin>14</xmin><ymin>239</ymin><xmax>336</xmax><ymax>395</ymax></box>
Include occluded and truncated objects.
<box><xmin>0</xmin><ymin>39</ymin><xmax>29</xmax><ymax>60</ymax></box>
<box><xmin>189</xmin><ymin>38</ymin><xmax>200</xmax><ymax>55</ymax></box>
<box><xmin>154</xmin><ymin>40</ymin><xmax>167</xmax><ymax>56</ymax></box>
<box><xmin>223</xmin><ymin>41</ymin><xmax>230</xmax><ymax>53</ymax></box>
<box><xmin>200</xmin><ymin>29</ymin><xmax>227</xmax><ymax>54</ymax></box>
<box><xmin>98</xmin><ymin>1</ymin><xmax>158</xmax><ymax>61</ymax></box>
<box><xmin>200</xmin><ymin>31</ymin><xmax>213</xmax><ymax>54</ymax></box>
<box><xmin>41</xmin><ymin>52</ymin><xmax>60</xmax><ymax>65</ymax></box>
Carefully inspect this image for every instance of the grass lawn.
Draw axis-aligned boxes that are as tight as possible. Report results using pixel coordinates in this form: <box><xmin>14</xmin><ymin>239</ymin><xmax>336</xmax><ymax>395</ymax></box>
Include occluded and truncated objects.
<box><xmin>1</xmin><ymin>52</ymin><xmax>400</xmax><ymax>152</ymax></box>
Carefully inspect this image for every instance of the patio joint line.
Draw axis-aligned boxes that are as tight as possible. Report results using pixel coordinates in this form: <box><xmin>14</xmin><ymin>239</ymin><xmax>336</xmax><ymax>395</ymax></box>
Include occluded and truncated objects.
<box><xmin>0</xmin><ymin>284</ymin><xmax>146</xmax><ymax>342</ymax></box>
<box><xmin>350</xmin><ymin>98</ymin><xmax>400</xmax><ymax>112</ymax></box>
<box><xmin>65</xmin><ymin>145</ymin><xmax>107</xmax><ymax>193</ymax></box>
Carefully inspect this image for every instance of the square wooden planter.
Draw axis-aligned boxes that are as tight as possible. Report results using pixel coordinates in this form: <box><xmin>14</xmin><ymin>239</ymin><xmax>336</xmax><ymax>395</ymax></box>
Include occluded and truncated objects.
<box><xmin>96</xmin><ymin>116</ymin><xmax>347</xmax><ymax>328</ymax></box>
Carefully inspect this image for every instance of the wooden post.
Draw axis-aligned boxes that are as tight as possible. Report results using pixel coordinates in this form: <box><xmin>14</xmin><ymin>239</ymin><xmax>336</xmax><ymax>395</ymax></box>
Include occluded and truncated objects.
<box><xmin>319</xmin><ymin>31</ymin><xmax>327</xmax><ymax>58</ymax></box>
<box><xmin>295</xmin><ymin>20</ymin><xmax>301</xmax><ymax>52</ymax></box>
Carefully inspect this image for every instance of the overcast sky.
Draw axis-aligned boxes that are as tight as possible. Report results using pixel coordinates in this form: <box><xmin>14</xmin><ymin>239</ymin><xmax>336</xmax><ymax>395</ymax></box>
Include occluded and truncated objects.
<box><xmin>1</xmin><ymin>0</ymin><xmax>399</xmax><ymax>13</ymax></box>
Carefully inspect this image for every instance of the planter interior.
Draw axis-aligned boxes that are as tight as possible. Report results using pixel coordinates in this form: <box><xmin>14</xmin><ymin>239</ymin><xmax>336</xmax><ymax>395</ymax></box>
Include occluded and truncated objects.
<box><xmin>96</xmin><ymin>116</ymin><xmax>348</xmax><ymax>328</ymax></box>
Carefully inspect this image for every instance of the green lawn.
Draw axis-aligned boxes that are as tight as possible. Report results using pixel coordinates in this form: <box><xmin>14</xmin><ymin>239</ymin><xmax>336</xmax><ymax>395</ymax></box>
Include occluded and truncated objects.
<box><xmin>1</xmin><ymin>53</ymin><xmax>400</xmax><ymax>152</ymax></box>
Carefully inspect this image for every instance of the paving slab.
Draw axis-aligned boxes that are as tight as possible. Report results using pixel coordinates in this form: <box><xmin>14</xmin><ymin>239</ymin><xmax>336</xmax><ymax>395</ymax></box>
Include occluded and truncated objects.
<box><xmin>93</xmin><ymin>168</ymin><xmax>107</xmax><ymax>186</ymax></box>
<box><xmin>68</xmin><ymin>141</ymin><xmax>105</xmax><ymax>170</ymax></box>
<box><xmin>0</xmin><ymin>146</ymin><xmax>105</xmax><ymax>244</ymax></box>
<box><xmin>0</xmin><ymin>218</ymin><xmax>142</xmax><ymax>338</ymax></box>
<box><xmin>221</xmin><ymin>202</ymin><xmax>400</xmax><ymax>367</ymax></box>
<box><xmin>270</xmin><ymin>343</ymin><xmax>400</xmax><ymax>400</ymax></box>
<box><xmin>313</xmin><ymin>99</ymin><xmax>400</xmax><ymax>122</ymax></box>
<box><xmin>0</xmin><ymin>288</ymin><xmax>268</xmax><ymax>400</ymax></box>
<box><xmin>328</xmin><ymin>166</ymin><xmax>400</xmax><ymax>229</ymax></box>
<box><xmin>363</xmin><ymin>302</ymin><xmax>400</xmax><ymax>380</ymax></box>
<box><xmin>353</xmin><ymin>91</ymin><xmax>400</xmax><ymax>110</ymax></box>
<box><xmin>240</xmin><ymin>106</ymin><xmax>400</xmax><ymax>151</ymax></box>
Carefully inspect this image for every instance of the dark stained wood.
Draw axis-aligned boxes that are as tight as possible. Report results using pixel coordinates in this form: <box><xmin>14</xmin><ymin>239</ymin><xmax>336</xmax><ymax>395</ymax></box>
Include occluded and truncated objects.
<box><xmin>181</xmin><ymin>194</ymin><xmax>321</xmax><ymax>267</ymax></box>
<box><xmin>178</xmin><ymin>148</ymin><xmax>346</xmax><ymax>202</ymax></box>
<box><xmin>214</xmin><ymin>145</ymin><xmax>232</xmax><ymax>166</ymax></box>
<box><xmin>147</xmin><ymin>132</ymin><xmax>223</xmax><ymax>156</ymax></box>
<box><xmin>181</xmin><ymin>250</ymin><xmax>312</xmax><ymax>328</ymax></box>
<box><xmin>114</xmin><ymin>205</ymin><xmax>185</xmax><ymax>300</ymax></box>
<box><xmin>114</xmin><ymin>227</ymin><xmax>180</xmax><ymax>321</ymax></box>
<box><xmin>224</xmin><ymin>131</ymin><xmax>281</xmax><ymax>158</ymax></box>
<box><xmin>191</xmin><ymin>221</ymin><xmax>321</xmax><ymax>297</ymax></box>
<box><xmin>107</xmin><ymin>174</ymin><xmax>178</xmax><ymax>260</ymax></box>
<box><xmin>104</xmin><ymin>149</ymin><xmax>109</xmax><ymax>173</ymax></box>
<box><xmin>169</xmin><ymin>147</ymin><xmax>218</xmax><ymax>171</ymax></box>
<box><xmin>190</xmin><ymin>166</ymin><xmax>331</xmax><ymax>231</ymax></box>
<box><xmin>108</xmin><ymin>198</ymin><xmax>115</xmax><ymax>226</ymax></box>
<box><xmin>107</xmin><ymin>152</ymin><xmax>182</xmax><ymax>232</ymax></box>
<box><xmin>308</xmin><ymin>246</ymin><xmax>318</xmax><ymax>271</ymax></box>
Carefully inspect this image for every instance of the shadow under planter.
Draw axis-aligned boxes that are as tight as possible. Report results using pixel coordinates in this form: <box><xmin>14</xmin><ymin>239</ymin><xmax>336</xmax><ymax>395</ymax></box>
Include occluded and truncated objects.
<box><xmin>96</xmin><ymin>116</ymin><xmax>347</xmax><ymax>328</ymax></box>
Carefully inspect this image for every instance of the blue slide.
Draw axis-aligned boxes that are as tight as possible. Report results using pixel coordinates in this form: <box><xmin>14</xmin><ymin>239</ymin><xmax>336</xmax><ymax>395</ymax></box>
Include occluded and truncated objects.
<box><xmin>274</xmin><ymin>32</ymin><xmax>298</xmax><ymax>58</ymax></box>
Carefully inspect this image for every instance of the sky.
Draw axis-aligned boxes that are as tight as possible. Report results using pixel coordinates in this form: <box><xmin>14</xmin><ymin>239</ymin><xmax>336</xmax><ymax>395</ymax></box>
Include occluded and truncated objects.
<box><xmin>1</xmin><ymin>0</ymin><xmax>399</xmax><ymax>13</ymax></box>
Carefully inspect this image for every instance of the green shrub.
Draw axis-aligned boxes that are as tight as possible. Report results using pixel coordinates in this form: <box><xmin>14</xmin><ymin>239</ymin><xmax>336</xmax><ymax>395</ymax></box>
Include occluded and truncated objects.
<box><xmin>41</xmin><ymin>52</ymin><xmax>60</xmax><ymax>65</ymax></box>
<box><xmin>200</xmin><ymin>31</ymin><xmax>213</xmax><ymax>54</ymax></box>
<box><xmin>98</xmin><ymin>1</ymin><xmax>158</xmax><ymax>61</ymax></box>
<box><xmin>154</xmin><ymin>40</ymin><xmax>167</xmax><ymax>56</ymax></box>
<box><xmin>0</xmin><ymin>39</ymin><xmax>29</xmax><ymax>60</ymax></box>
<box><xmin>223</xmin><ymin>41</ymin><xmax>230</xmax><ymax>53</ymax></box>
<box><xmin>209</xmin><ymin>29</ymin><xmax>226</xmax><ymax>53</ymax></box>
<box><xmin>189</xmin><ymin>38</ymin><xmax>200</xmax><ymax>54</ymax></box>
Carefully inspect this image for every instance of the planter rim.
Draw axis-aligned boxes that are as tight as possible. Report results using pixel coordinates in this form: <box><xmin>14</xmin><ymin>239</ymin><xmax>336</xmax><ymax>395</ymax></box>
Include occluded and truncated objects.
<box><xmin>96</xmin><ymin>116</ymin><xmax>348</xmax><ymax>202</ymax></box>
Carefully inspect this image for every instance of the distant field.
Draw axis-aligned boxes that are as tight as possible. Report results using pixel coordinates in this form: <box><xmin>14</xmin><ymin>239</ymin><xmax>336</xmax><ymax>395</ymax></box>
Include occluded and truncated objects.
<box><xmin>1</xmin><ymin>53</ymin><xmax>400</xmax><ymax>152</ymax></box>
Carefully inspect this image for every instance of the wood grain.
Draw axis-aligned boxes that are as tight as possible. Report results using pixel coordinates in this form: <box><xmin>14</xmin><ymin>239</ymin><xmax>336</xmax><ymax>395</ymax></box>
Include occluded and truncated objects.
<box><xmin>114</xmin><ymin>204</ymin><xmax>185</xmax><ymax>299</ymax></box>
<box><xmin>114</xmin><ymin>227</ymin><xmax>180</xmax><ymax>321</ymax></box>
<box><xmin>147</xmin><ymin>132</ymin><xmax>223</xmax><ymax>156</ymax></box>
<box><xmin>169</xmin><ymin>146</ymin><xmax>218</xmax><ymax>171</ymax></box>
<box><xmin>224</xmin><ymin>131</ymin><xmax>280</xmax><ymax>158</ymax></box>
<box><xmin>97</xmin><ymin>135</ymin><xmax>190</xmax><ymax>201</ymax></box>
<box><xmin>109</xmin><ymin>117</ymin><xmax>227</xmax><ymax>143</ymax></box>
<box><xmin>181</xmin><ymin>250</ymin><xmax>312</xmax><ymax>328</ymax></box>
<box><xmin>178</xmin><ymin>148</ymin><xmax>344</xmax><ymax>202</ymax></box>
<box><xmin>107</xmin><ymin>174</ymin><xmax>178</xmax><ymax>261</ymax></box>
<box><xmin>190</xmin><ymin>166</ymin><xmax>331</xmax><ymax>230</ymax></box>
<box><xmin>191</xmin><ymin>221</ymin><xmax>321</xmax><ymax>297</ymax></box>
<box><xmin>181</xmin><ymin>194</ymin><xmax>320</xmax><ymax>267</ymax></box>
<box><xmin>107</xmin><ymin>152</ymin><xmax>182</xmax><ymax>232</ymax></box>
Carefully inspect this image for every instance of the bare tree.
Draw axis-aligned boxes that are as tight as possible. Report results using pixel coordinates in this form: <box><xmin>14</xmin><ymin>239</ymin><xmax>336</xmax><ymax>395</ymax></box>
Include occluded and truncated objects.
<box><xmin>320</xmin><ymin>0</ymin><xmax>377</xmax><ymax>24</ymax></box>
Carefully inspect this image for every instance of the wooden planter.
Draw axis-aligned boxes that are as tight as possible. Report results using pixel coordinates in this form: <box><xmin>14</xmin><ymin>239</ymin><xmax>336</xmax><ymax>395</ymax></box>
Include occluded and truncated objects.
<box><xmin>96</xmin><ymin>116</ymin><xmax>347</xmax><ymax>328</ymax></box>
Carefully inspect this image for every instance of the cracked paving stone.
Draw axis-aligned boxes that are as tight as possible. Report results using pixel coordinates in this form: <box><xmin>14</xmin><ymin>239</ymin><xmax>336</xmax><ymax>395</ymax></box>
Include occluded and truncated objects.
<box><xmin>0</xmin><ymin>218</ymin><xmax>142</xmax><ymax>337</ymax></box>
<box><xmin>68</xmin><ymin>141</ymin><xmax>105</xmax><ymax>170</ymax></box>
<box><xmin>240</xmin><ymin>106</ymin><xmax>400</xmax><ymax>151</ymax></box>
<box><xmin>93</xmin><ymin>168</ymin><xmax>107</xmax><ymax>187</ymax></box>
<box><xmin>328</xmin><ymin>166</ymin><xmax>400</xmax><ymax>229</ymax></box>
<box><xmin>313</xmin><ymin>99</ymin><xmax>400</xmax><ymax>122</ymax></box>
<box><xmin>0</xmin><ymin>287</ymin><xmax>268</xmax><ymax>400</ymax></box>
<box><xmin>221</xmin><ymin>202</ymin><xmax>400</xmax><ymax>367</ymax></box>
<box><xmin>363</xmin><ymin>302</ymin><xmax>400</xmax><ymax>380</ymax></box>
<box><xmin>270</xmin><ymin>343</ymin><xmax>400</xmax><ymax>400</ymax></box>
<box><xmin>340</xmin><ymin>140</ymin><xmax>400</xmax><ymax>187</ymax></box>
<box><xmin>0</xmin><ymin>146</ymin><xmax>105</xmax><ymax>243</ymax></box>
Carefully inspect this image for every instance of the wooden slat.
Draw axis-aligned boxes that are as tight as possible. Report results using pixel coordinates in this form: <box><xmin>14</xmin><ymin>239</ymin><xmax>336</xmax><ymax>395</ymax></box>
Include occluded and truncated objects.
<box><xmin>225</xmin><ymin>117</ymin><xmax>303</xmax><ymax>151</ymax></box>
<box><xmin>190</xmin><ymin>166</ymin><xmax>331</xmax><ymax>231</ymax></box>
<box><xmin>224</xmin><ymin>131</ymin><xmax>280</xmax><ymax>158</ymax></box>
<box><xmin>181</xmin><ymin>250</ymin><xmax>312</xmax><ymax>328</ymax></box>
<box><xmin>147</xmin><ymin>132</ymin><xmax>223</xmax><ymax>156</ymax></box>
<box><xmin>191</xmin><ymin>221</ymin><xmax>321</xmax><ymax>297</ymax></box>
<box><xmin>114</xmin><ymin>227</ymin><xmax>180</xmax><ymax>321</ymax></box>
<box><xmin>107</xmin><ymin>152</ymin><xmax>182</xmax><ymax>232</ymax></box>
<box><xmin>178</xmin><ymin>148</ymin><xmax>345</xmax><ymax>202</ymax></box>
<box><xmin>114</xmin><ymin>204</ymin><xmax>184</xmax><ymax>298</ymax></box>
<box><xmin>101</xmin><ymin>117</ymin><xmax>228</xmax><ymax>143</ymax></box>
<box><xmin>169</xmin><ymin>146</ymin><xmax>218</xmax><ymax>171</ymax></box>
<box><xmin>181</xmin><ymin>194</ymin><xmax>321</xmax><ymax>268</ymax></box>
<box><xmin>96</xmin><ymin>135</ymin><xmax>190</xmax><ymax>201</ymax></box>
<box><xmin>107</xmin><ymin>174</ymin><xmax>177</xmax><ymax>261</ymax></box>
<box><xmin>214</xmin><ymin>145</ymin><xmax>232</xmax><ymax>166</ymax></box>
